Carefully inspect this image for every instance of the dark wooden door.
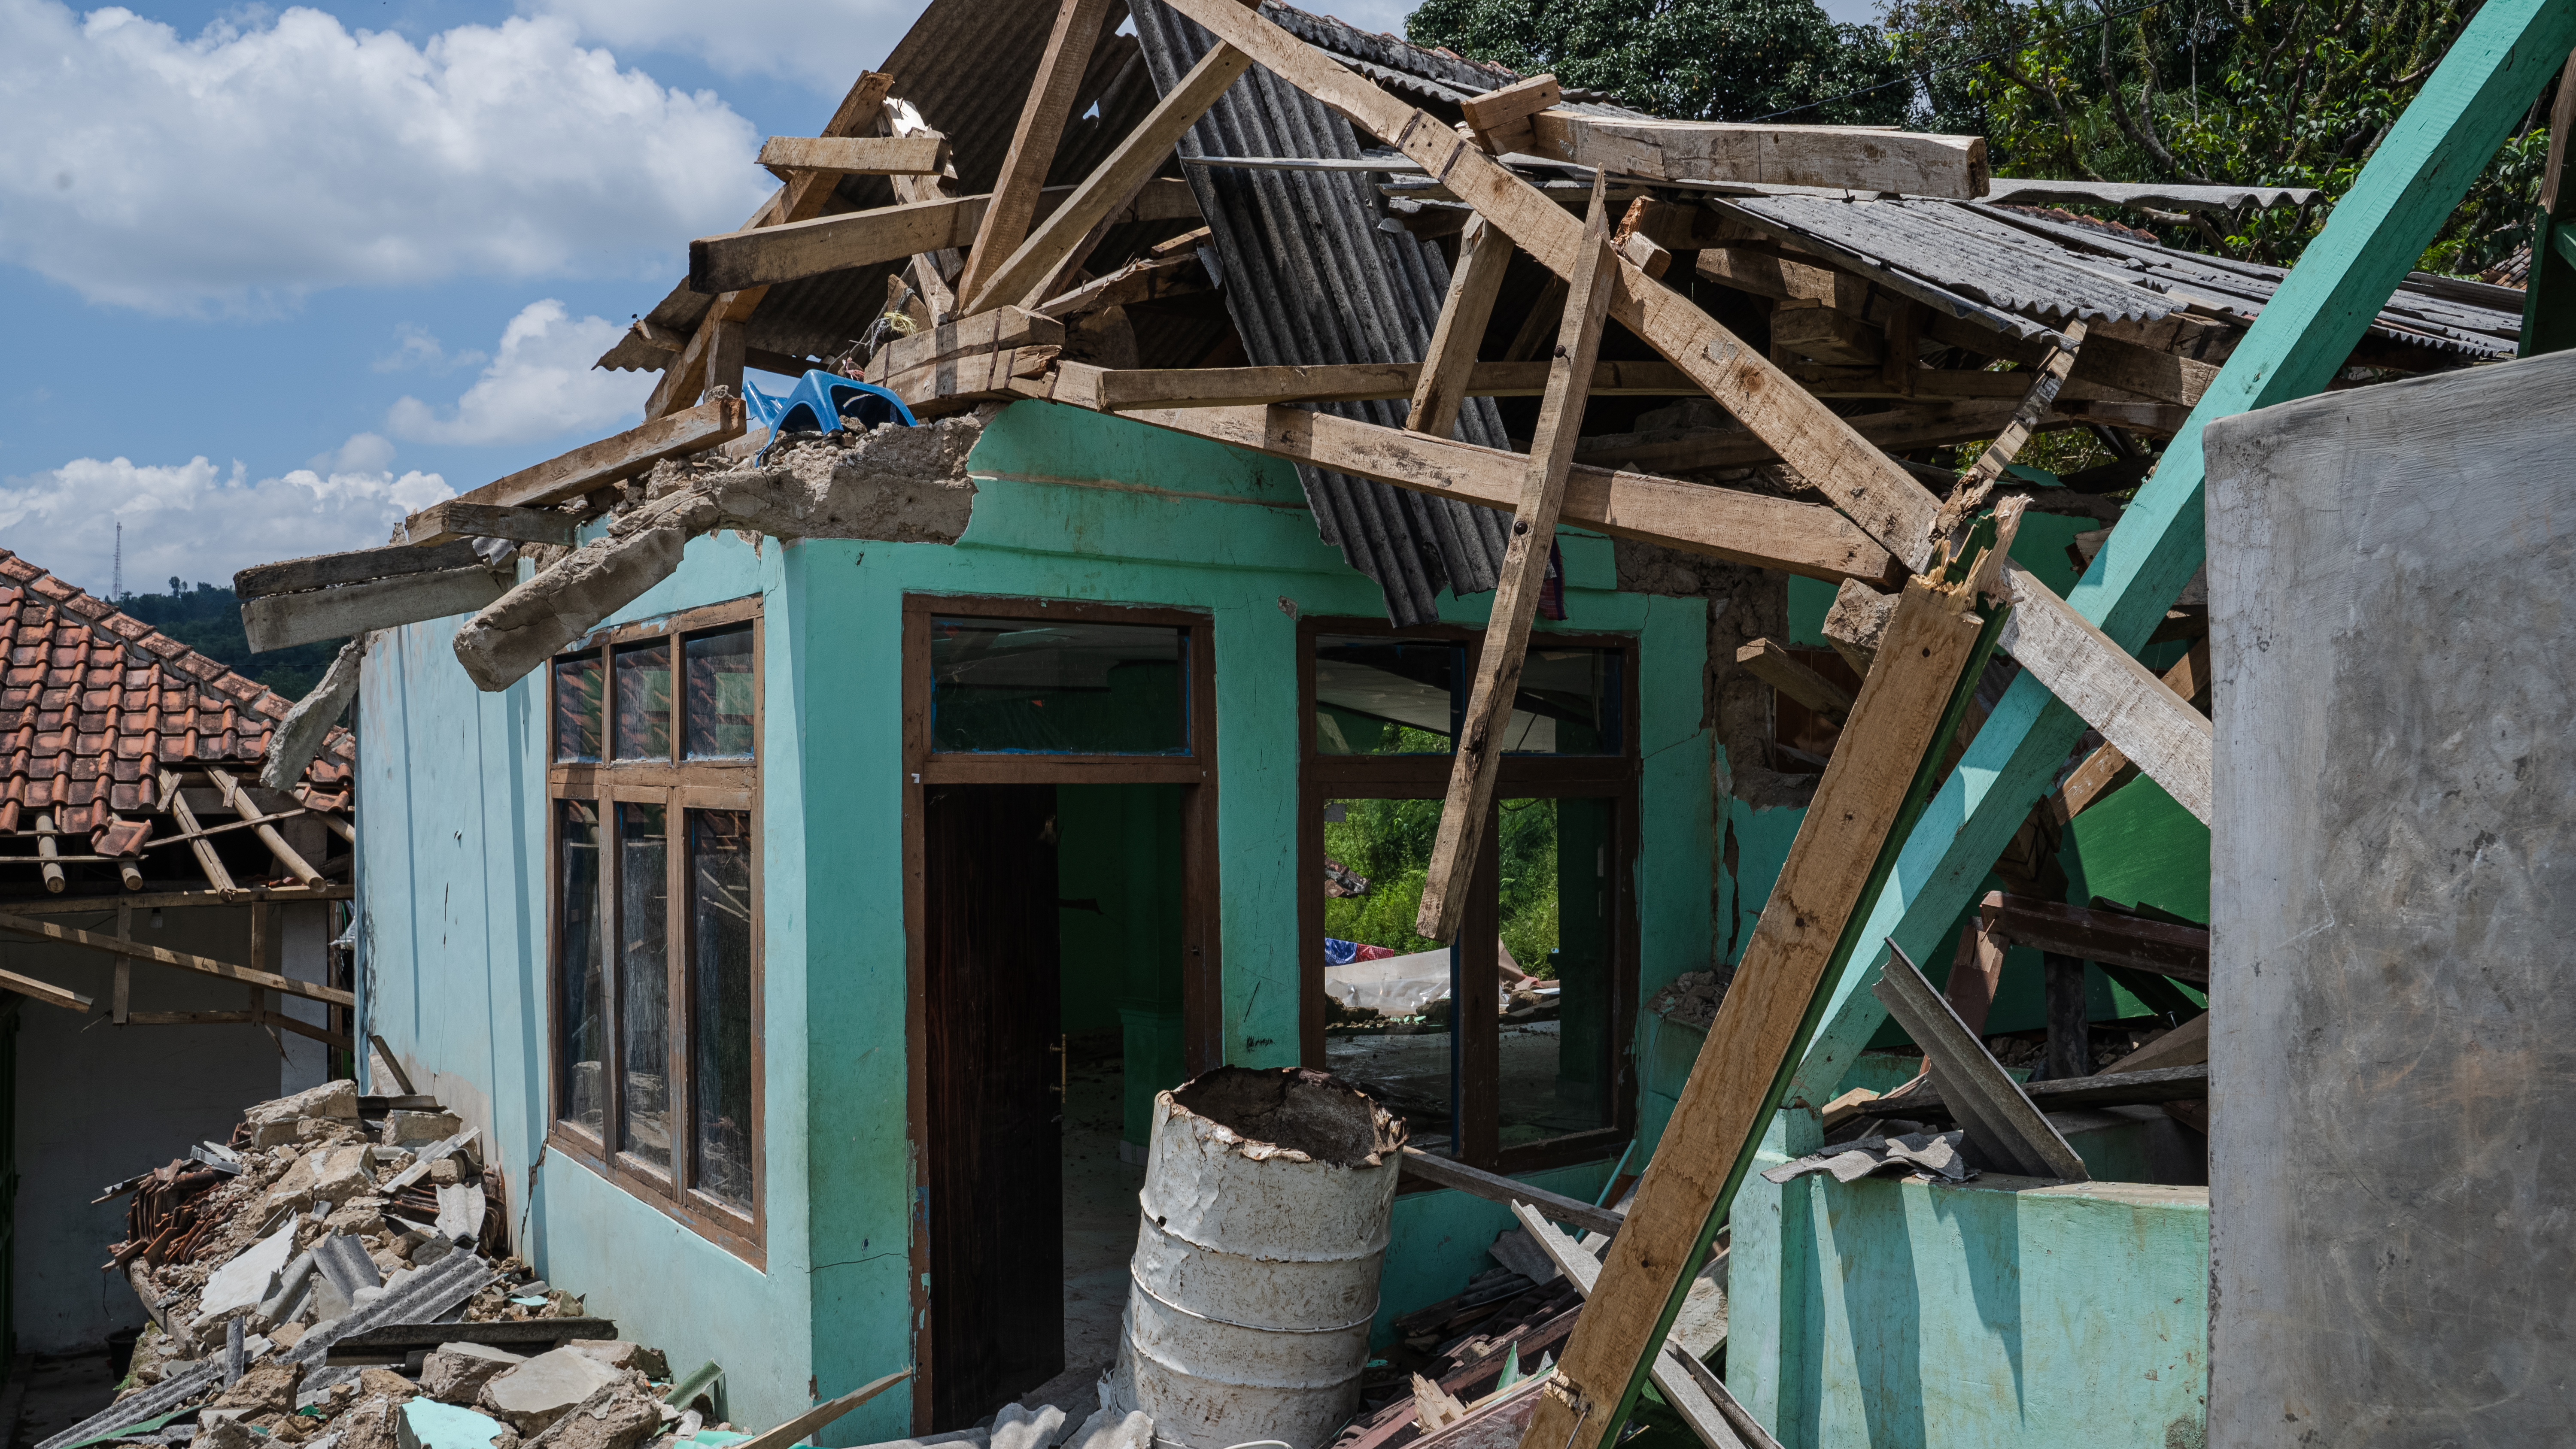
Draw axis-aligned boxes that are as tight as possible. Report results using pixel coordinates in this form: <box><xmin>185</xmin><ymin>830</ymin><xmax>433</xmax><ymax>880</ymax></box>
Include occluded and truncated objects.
<box><xmin>922</xmin><ymin>783</ymin><xmax>1064</xmax><ymax>1428</ymax></box>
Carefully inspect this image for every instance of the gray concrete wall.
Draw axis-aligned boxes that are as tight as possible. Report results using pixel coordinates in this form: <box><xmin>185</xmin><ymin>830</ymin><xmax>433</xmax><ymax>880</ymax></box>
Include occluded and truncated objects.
<box><xmin>4</xmin><ymin>903</ymin><xmax>331</xmax><ymax>1353</ymax></box>
<box><xmin>2204</xmin><ymin>348</ymin><xmax>2576</xmax><ymax>1446</ymax></box>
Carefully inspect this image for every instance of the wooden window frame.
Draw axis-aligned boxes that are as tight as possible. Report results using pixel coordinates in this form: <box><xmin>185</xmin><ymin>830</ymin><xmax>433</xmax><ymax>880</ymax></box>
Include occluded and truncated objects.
<box><xmin>1298</xmin><ymin>615</ymin><xmax>1640</xmax><ymax>1179</ymax></box>
<box><xmin>546</xmin><ymin>595</ymin><xmax>765</xmax><ymax>1264</ymax></box>
<box><xmin>897</xmin><ymin>592</ymin><xmax>1223</xmax><ymax>1430</ymax></box>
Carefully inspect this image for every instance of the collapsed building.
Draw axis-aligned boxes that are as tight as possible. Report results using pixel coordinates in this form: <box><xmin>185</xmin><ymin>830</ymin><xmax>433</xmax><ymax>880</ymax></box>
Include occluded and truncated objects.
<box><xmin>31</xmin><ymin>0</ymin><xmax>2560</xmax><ymax>1445</ymax></box>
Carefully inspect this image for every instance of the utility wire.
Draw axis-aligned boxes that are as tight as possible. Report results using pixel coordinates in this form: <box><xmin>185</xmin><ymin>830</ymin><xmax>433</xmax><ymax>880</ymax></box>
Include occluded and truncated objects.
<box><xmin>1745</xmin><ymin>0</ymin><xmax>2164</xmax><ymax>121</ymax></box>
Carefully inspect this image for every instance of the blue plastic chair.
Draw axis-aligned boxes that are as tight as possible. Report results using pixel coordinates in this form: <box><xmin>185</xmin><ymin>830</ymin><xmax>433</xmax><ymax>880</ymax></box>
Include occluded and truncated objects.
<box><xmin>745</xmin><ymin>371</ymin><xmax>916</xmax><ymax>461</ymax></box>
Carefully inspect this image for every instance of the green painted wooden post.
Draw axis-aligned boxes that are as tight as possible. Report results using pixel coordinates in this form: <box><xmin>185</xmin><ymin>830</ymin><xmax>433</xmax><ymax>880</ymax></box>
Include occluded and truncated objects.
<box><xmin>1776</xmin><ymin>0</ymin><xmax>2576</xmax><ymax>1144</ymax></box>
<box><xmin>2522</xmin><ymin>54</ymin><xmax>2576</xmax><ymax>355</ymax></box>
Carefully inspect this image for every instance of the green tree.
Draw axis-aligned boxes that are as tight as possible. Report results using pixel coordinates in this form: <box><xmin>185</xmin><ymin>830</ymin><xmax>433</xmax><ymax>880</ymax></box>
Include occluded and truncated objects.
<box><xmin>120</xmin><ymin>580</ymin><xmax>345</xmax><ymax>699</ymax></box>
<box><xmin>1880</xmin><ymin>0</ymin><xmax>2562</xmax><ymax>271</ymax></box>
<box><xmin>1407</xmin><ymin>0</ymin><xmax>1913</xmax><ymax>124</ymax></box>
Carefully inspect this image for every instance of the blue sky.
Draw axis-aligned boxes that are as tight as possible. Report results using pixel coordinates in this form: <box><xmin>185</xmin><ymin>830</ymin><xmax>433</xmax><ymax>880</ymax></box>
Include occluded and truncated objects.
<box><xmin>0</xmin><ymin>0</ymin><xmax>1882</xmax><ymax>598</ymax></box>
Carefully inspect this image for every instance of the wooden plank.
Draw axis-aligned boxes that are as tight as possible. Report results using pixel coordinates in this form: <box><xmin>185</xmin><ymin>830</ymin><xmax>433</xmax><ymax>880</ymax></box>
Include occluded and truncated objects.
<box><xmin>884</xmin><ymin>345</ymin><xmax>1060</xmax><ymax>415</ymax></box>
<box><xmin>0</xmin><ymin>964</ymin><xmax>94</xmax><ymax>1013</ymax></box>
<box><xmin>1398</xmin><ymin>1146</ymin><xmax>1623</xmax><ymax>1237</ymax></box>
<box><xmin>967</xmin><ymin>44</ymin><xmax>1253</xmax><ymax>314</ymax></box>
<box><xmin>1571</xmin><ymin>399</ymin><xmax>2030</xmax><ymax>471</ymax></box>
<box><xmin>2070</xmin><ymin>331</ymin><xmax>2220</xmax><ymax>408</ymax></box>
<box><xmin>1990</xmin><ymin>561</ymin><xmax>2214</xmax><ymax>823</ymax></box>
<box><xmin>2108</xmin><ymin>1012</ymin><xmax>2208</xmax><ymax>1073</ymax></box>
<box><xmin>1419</xmin><ymin>180</ymin><xmax>1617</xmax><ymax>943</ymax></box>
<box><xmin>730</xmin><ymin>1370</ymin><xmax>912</xmax><ymax>1449</ymax></box>
<box><xmin>1889</xmin><ymin>1062</ymin><xmax>2211</xmax><ymax>1120</ymax></box>
<box><xmin>1511</xmin><ymin>573</ymin><xmax>1986</xmax><ymax>1449</ymax></box>
<box><xmin>1510</xmin><ymin>1205</ymin><xmax>1767</xmax><ymax>1449</ymax></box>
<box><xmin>863</xmin><ymin>307</ymin><xmax>1063</xmax><ymax>385</ymax></box>
<box><xmin>2049</xmin><ymin>639</ymin><xmax>2210</xmax><ymax>823</ymax></box>
<box><xmin>1935</xmin><ymin>320</ymin><xmax>2087</xmax><ymax>547</ymax></box>
<box><xmin>1408</xmin><ymin>216</ymin><xmax>1514</xmax><ymax>437</ymax></box>
<box><xmin>400</xmin><ymin>502</ymin><xmax>576</xmax><ymax>549</ymax></box>
<box><xmin>1035</xmin><ymin>250</ymin><xmax>1211</xmax><ymax>318</ymax></box>
<box><xmin>1067</xmin><ymin>358</ymin><xmax>1696</xmax><ymax>410</ymax></box>
<box><xmin>1735</xmin><ymin>638</ymin><xmax>1852</xmax><ymax>722</ymax></box>
<box><xmin>0</xmin><ymin>911</ymin><xmax>355</xmax><ymax>1007</ymax></box>
<box><xmin>1769</xmin><ymin>305</ymin><xmax>1879</xmax><ymax>364</ymax></box>
<box><xmin>160</xmin><ymin>770</ymin><xmax>234</xmax><ymax>894</ymax></box>
<box><xmin>756</xmin><ymin>134</ymin><xmax>948</xmax><ymax>178</ymax></box>
<box><xmin>1459</xmin><ymin>73</ymin><xmax>1561</xmax><ymax>155</ymax></box>
<box><xmin>1528</xmin><ymin>111</ymin><xmax>1989</xmax><ymax>197</ymax></box>
<box><xmin>429</xmin><ymin>397</ymin><xmax>746</xmax><ymax>518</ymax></box>
<box><xmin>1092</xmin><ymin>401</ymin><xmax>1897</xmax><ymax>584</ymax></box>
<box><xmin>241</xmin><ymin>567</ymin><xmax>508</xmax><ymax>654</ymax></box>
<box><xmin>235</xmin><ymin>540</ymin><xmax>484</xmax><ymax>600</ymax></box>
<box><xmin>690</xmin><ymin>179</ymin><xmax>1200</xmax><ymax>296</ymax></box>
<box><xmin>1694</xmin><ymin>246</ymin><xmax>1871</xmax><ymax>312</ymax></box>
<box><xmin>954</xmin><ymin>0</ymin><xmax>1117</xmax><ymax>305</ymax></box>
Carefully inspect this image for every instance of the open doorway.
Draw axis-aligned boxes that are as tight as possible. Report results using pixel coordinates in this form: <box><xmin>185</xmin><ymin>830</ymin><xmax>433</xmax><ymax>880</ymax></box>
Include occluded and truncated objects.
<box><xmin>917</xmin><ymin>780</ymin><xmax>1194</xmax><ymax>1428</ymax></box>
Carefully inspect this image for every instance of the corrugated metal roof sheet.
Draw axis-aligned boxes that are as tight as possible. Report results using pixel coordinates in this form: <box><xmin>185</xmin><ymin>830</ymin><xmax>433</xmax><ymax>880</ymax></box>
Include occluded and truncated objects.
<box><xmin>1135</xmin><ymin>0</ymin><xmax>1510</xmax><ymax>626</ymax></box>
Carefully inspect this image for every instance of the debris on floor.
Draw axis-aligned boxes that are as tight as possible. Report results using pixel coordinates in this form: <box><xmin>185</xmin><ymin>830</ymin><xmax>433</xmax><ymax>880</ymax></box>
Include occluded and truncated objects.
<box><xmin>55</xmin><ymin>1084</ymin><xmax>766</xmax><ymax>1449</ymax></box>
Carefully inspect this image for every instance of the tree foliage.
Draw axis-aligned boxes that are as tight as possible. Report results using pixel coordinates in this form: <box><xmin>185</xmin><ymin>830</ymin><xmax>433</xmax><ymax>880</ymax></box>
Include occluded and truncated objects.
<box><xmin>120</xmin><ymin>579</ymin><xmax>345</xmax><ymax>700</ymax></box>
<box><xmin>1879</xmin><ymin>0</ymin><xmax>2558</xmax><ymax>270</ymax></box>
<box><xmin>1406</xmin><ymin>0</ymin><xmax>1913</xmax><ymax>123</ymax></box>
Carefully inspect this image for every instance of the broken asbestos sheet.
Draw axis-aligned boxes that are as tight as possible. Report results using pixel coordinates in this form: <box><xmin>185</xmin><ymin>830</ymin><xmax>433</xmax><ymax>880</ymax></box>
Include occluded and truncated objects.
<box><xmin>1761</xmin><ymin>1130</ymin><xmax>1976</xmax><ymax>1186</ymax></box>
<box><xmin>452</xmin><ymin>409</ymin><xmax>987</xmax><ymax>692</ymax></box>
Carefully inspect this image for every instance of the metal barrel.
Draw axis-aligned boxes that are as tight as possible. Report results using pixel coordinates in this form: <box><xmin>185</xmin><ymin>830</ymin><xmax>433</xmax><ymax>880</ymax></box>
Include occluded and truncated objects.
<box><xmin>1108</xmin><ymin>1070</ymin><xmax>1403</xmax><ymax>1449</ymax></box>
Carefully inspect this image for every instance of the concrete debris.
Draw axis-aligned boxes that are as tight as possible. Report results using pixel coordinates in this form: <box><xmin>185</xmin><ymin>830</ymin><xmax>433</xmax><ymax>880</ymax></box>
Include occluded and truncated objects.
<box><xmin>1644</xmin><ymin>969</ymin><xmax>1731</xmax><ymax>1031</ymax></box>
<box><xmin>452</xmin><ymin>413</ymin><xmax>985</xmax><ymax>692</ymax></box>
<box><xmin>424</xmin><ymin>1345</ymin><xmax>526</xmax><ymax>1406</ymax></box>
<box><xmin>261</xmin><ymin>633</ymin><xmax>370</xmax><ymax>791</ymax></box>
<box><xmin>399</xmin><ymin>1399</ymin><xmax>517</xmax><ymax>1449</ymax></box>
<box><xmin>192</xmin><ymin>1221</ymin><xmax>299</xmax><ymax>1328</ymax></box>
<box><xmin>479</xmin><ymin>1348</ymin><xmax>626</xmax><ymax>1435</ymax></box>
<box><xmin>383</xmin><ymin>1112</ymin><xmax>467</xmax><ymax>1149</ymax></box>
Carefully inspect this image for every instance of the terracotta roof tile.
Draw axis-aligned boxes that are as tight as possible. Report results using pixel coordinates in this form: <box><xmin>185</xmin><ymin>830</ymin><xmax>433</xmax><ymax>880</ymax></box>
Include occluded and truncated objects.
<box><xmin>0</xmin><ymin>547</ymin><xmax>355</xmax><ymax>838</ymax></box>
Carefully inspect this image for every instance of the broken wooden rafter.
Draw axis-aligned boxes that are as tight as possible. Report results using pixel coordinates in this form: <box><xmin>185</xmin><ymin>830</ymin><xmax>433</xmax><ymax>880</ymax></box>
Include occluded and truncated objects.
<box><xmin>1406</xmin><ymin>215</ymin><xmax>1513</xmax><ymax>438</ymax></box>
<box><xmin>1528</xmin><ymin>112</ymin><xmax>1990</xmax><ymax>198</ymax></box>
<box><xmin>1982</xmin><ymin>891</ymin><xmax>2210</xmax><ymax>984</ymax></box>
<box><xmin>1877</xmin><ymin>1061</ymin><xmax>2211</xmax><ymax>1120</ymax></box>
<box><xmin>1872</xmin><ymin>936</ymin><xmax>2090</xmax><ymax>1180</ymax></box>
<box><xmin>954</xmin><ymin>0</ymin><xmax>1118</xmax><ymax>306</ymax></box>
<box><xmin>1987</xmin><ymin>561</ymin><xmax>2214</xmax><ymax>823</ymax></box>
<box><xmin>1419</xmin><ymin>178</ymin><xmax>1617</xmax><ymax>943</ymax></box>
<box><xmin>124</xmin><ymin>1008</ymin><xmax>352</xmax><ymax>1050</ymax></box>
<box><xmin>756</xmin><ymin>134</ymin><xmax>948</xmax><ymax>180</ymax></box>
<box><xmin>159</xmin><ymin>770</ymin><xmax>234</xmax><ymax>894</ymax></box>
<box><xmin>1066</xmin><ymin>397</ymin><xmax>1899</xmax><ymax>584</ymax></box>
<box><xmin>205</xmin><ymin>768</ymin><xmax>324</xmax><ymax>888</ymax></box>
<box><xmin>690</xmin><ymin>178</ymin><xmax>1201</xmax><ymax>297</ymax></box>
<box><xmin>1050</xmin><ymin>358</ymin><xmax>1695</xmax><ymax>412</ymax></box>
<box><xmin>420</xmin><ymin>397</ymin><xmax>747</xmax><ymax>521</ymax></box>
<box><xmin>883</xmin><ymin>346</ymin><xmax>1060</xmax><ymax>416</ymax></box>
<box><xmin>864</xmin><ymin>307</ymin><xmax>1065</xmax><ymax>385</ymax></box>
<box><xmin>0</xmin><ymin>911</ymin><xmax>355</xmax><ymax>1007</ymax></box>
<box><xmin>1397</xmin><ymin>1146</ymin><xmax>1622</xmax><ymax>1236</ymax></box>
<box><xmin>1938</xmin><ymin>318</ymin><xmax>2087</xmax><ymax>546</ymax></box>
<box><xmin>0</xmin><ymin>963</ymin><xmax>93</xmax><ymax>1013</ymax></box>
<box><xmin>1087</xmin><ymin>8</ymin><xmax>1967</xmax><ymax>572</ymax></box>
<box><xmin>241</xmin><ymin>567</ymin><xmax>508</xmax><ymax>655</ymax></box>
<box><xmin>1735</xmin><ymin>638</ymin><xmax>1852</xmax><ymax>724</ymax></box>
<box><xmin>964</xmin><ymin>42</ymin><xmax>1252</xmax><ymax>315</ymax></box>
<box><xmin>2049</xmin><ymin>638</ymin><xmax>2209</xmax><ymax>823</ymax></box>
<box><xmin>1036</xmin><ymin>249</ymin><xmax>1212</xmax><ymax>318</ymax></box>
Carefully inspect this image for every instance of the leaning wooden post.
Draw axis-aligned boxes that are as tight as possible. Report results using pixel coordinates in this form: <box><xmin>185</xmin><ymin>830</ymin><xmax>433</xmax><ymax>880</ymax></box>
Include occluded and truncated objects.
<box><xmin>1516</xmin><ymin>572</ymin><xmax>1991</xmax><ymax>1449</ymax></box>
<box><xmin>1406</xmin><ymin>216</ymin><xmax>1514</xmax><ymax>439</ymax></box>
<box><xmin>954</xmin><ymin>0</ymin><xmax>1115</xmax><ymax>306</ymax></box>
<box><xmin>1416</xmin><ymin>179</ymin><xmax>1616</xmax><ymax>942</ymax></box>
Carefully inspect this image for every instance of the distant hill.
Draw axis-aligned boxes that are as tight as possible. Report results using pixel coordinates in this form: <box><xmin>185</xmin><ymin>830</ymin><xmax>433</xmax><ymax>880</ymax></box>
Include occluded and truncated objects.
<box><xmin>120</xmin><ymin>579</ymin><xmax>345</xmax><ymax>700</ymax></box>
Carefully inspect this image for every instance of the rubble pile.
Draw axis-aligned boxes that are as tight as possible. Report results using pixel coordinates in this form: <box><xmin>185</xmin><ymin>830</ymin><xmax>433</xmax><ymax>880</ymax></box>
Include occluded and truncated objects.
<box><xmin>1644</xmin><ymin>970</ymin><xmax>1731</xmax><ymax>1031</ymax></box>
<box><xmin>65</xmin><ymin>1083</ymin><xmax>722</xmax><ymax>1449</ymax></box>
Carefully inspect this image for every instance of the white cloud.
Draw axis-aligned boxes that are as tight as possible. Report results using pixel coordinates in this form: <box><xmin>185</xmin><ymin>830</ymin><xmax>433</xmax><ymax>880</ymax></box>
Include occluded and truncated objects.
<box><xmin>0</xmin><ymin>2</ymin><xmax>772</xmax><ymax>312</ymax></box>
<box><xmin>0</xmin><ymin>455</ymin><xmax>453</xmax><ymax>597</ymax></box>
<box><xmin>386</xmin><ymin>299</ymin><xmax>648</xmax><ymax>447</ymax></box>
<box><xmin>374</xmin><ymin>324</ymin><xmax>488</xmax><ymax>374</ymax></box>
<box><xmin>528</xmin><ymin>0</ymin><xmax>918</xmax><ymax>93</ymax></box>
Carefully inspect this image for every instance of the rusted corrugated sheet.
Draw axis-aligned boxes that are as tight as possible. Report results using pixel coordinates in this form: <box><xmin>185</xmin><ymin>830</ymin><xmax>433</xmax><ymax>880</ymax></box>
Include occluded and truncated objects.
<box><xmin>1134</xmin><ymin>0</ymin><xmax>1511</xmax><ymax>626</ymax></box>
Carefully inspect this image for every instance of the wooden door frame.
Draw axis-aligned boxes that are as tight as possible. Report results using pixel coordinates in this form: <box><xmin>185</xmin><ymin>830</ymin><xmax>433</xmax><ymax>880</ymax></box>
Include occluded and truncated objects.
<box><xmin>898</xmin><ymin>592</ymin><xmax>1221</xmax><ymax>1429</ymax></box>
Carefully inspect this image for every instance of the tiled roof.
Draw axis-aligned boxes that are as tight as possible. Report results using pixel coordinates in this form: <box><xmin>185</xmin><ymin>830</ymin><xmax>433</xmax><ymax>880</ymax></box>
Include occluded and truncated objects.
<box><xmin>0</xmin><ymin>548</ymin><xmax>353</xmax><ymax>842</ymax></box>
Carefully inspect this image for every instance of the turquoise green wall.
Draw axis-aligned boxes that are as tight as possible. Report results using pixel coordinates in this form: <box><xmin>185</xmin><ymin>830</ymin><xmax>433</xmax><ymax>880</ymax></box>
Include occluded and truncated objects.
<box><xmin>1730</xmin><ymin>1115</ymin><xmax>2209</xmax><ymax>1449</ymax></box>
<box><xmin>1055</xmin><ymin>783</ymin><xmax>1188</xmax><ymax>1142</ymax></box>
<box><xmin>363</xmin><ymin>399</ymin><xmax>1711</xmax><ymax>1441</ymax></box>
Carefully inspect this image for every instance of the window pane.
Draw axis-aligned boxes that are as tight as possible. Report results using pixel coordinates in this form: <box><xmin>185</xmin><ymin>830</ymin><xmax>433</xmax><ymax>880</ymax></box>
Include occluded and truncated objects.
<box><xmin>929</xmin><ymin>616</ymin><xmax>1186</xmax><ymax>753</ymax></box>
<box><xmin>617</xmin><ymin>802</ymin><xmax>671</xmax><ymax>1170</ymax></box>
<box><xmin>614</xmin><ymin>641</ymin><xmax>673</xmax><ymax>761</ymax></box>
<box><xmin>690</xmin><ymin>811</ymin><xmax>756</xmax><ymax>1210</ymax></box>
<box><xmin>1504</xmin><ymin>647</ymin><xmax>1621</xmax><ymax>755</ymax></box>
<box><xmin>685</xmin><ymin>626</ymin><xmax>756</xmax><ymax>759</ymax></box>
<box><xmin>1317</xmin><ymin>796</ymin><xmax>1455</xmax><ymax>1151</ymax></box>
<box><xmin>1496</xmin><ymin>796</ymin><xmax>1616</xmax><ymax>1147</ymax></box>
<box><xmin>557</xmin><ymin>800</ymin><xmax>606</xmax><ymax>1133</ymax></box>
<box><xmin>1314</xmin><ymin>637</ymin><xmax>1455</xmax><ymax>754</ymax></box>
<box><xmin>553</xmin><ymin>653</ymin><xmax>604</xmax><ymax>763</ymax></box>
